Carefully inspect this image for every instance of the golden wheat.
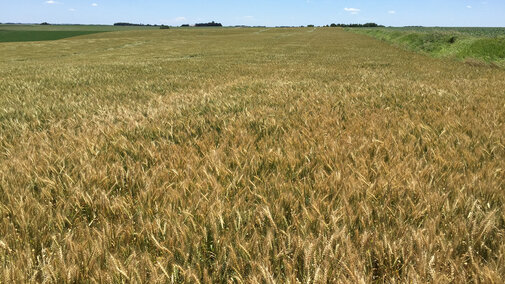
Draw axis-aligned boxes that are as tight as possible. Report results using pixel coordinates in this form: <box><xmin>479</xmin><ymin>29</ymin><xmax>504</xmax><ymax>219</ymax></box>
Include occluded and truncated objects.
<box><xmin>0</xmin><ymin>27</ymin><xmax>504</xmax><ymax>282</ymax></box>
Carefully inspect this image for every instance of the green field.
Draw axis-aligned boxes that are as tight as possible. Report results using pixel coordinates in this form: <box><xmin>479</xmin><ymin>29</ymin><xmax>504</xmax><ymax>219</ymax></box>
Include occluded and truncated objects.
<box><xmin>348</xmin><ymin>27</ymin><xmax>505</xmax><ymax>66</ymax></box>
<box><xmin>1</xmin><ymin>27</ymin><xmax>505</xmax><ymax>282</ymax></box>
<box><xmin>0</xmin><ymin>24</ymin><xmax>159</xmax><ymax>42</ymax></box>
<box><xmin>0</xmin><ymin>30</ymin><xmax>110</xmax><ymax>42</ymax></box>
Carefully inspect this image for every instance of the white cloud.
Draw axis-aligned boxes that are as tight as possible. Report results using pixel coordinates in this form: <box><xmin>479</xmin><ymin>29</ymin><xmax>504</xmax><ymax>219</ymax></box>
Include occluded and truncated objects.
<box><xmin>344</xmin><ymin>8</ymin><xmax>360</xmax><ymax>14</ymax></box>
<box><xmin>91</xmin><ymin>3</ymin><xmax>98</xmax><ymax>7</ymax></box>
<box><xmin>466</xmin><ymin>5</ymin><xmax>472</xmax><ymax>8</ymax></box>
<box><xmin>45</xmin><ymin>0</ymin><xmax>57</xmax><ymax>4</ymax></box>
<box><xmin>174</xmin><ymin>17</ymin><xmax>187</xmax><ymax>22</ymax></box>
<box><xmin>68</xmin><ymin>8</ymin><xmax>76</xmax><ymax>11</ymax></box>
<box><xmin>388</xmin><ymin>10</ymin><xmax>396</xmax><ymax>14</ymax></box>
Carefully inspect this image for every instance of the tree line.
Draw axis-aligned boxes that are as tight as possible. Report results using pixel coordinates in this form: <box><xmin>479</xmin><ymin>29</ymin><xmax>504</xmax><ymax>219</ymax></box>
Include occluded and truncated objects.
<box><xmin>326</xmin><ymin>23</ymin><xmax>384</xmax><ymax>28</ymax></box>
<box><xmin>113</xmin><ymin>22</ymin><xmax>159</xmax><ymax>26</ymax></box>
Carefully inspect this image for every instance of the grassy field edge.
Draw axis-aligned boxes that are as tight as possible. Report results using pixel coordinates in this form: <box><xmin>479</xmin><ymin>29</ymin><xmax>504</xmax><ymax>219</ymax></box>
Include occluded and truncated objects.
<box><xmin>347</xmin><ymin>27</ymin><xmax>505</xmax><ymax>67</ymax></box>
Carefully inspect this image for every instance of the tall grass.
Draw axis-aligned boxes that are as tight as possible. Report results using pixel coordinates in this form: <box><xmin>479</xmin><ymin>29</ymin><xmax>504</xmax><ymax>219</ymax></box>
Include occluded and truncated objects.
<box><xmin>1</xmin><ymin>27</ymin><xmax>504</xmax><ymax>282</ymax></box>
<box><xmin>349</xmin><ymin>27</ymin><xmax>505</xmax><ymax>67</ymax></box>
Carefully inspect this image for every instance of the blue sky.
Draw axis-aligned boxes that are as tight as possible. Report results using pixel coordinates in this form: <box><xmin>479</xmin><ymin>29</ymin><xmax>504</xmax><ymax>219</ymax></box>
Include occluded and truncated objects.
<box><xmin>1</xmin><ymin>0</ymin><xmax>504</xmax><ymax>27</ymax></box>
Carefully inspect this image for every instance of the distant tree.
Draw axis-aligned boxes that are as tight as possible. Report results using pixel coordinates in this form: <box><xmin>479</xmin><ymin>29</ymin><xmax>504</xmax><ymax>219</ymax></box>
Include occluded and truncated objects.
<box><xmin>181</xmin><ymin>24</ymin><xmax>190</xmax><ymax>27</ymax></box>
<box><xmin>330</xmin><ymin>23</ymin><xmax>337</xmax><ymax>27</ymax></box>
<box><xmin>40</xmin><ymin>22</ymin><xmax>50</xmax><ymax>25</ymax></box>
<box><xmin>328</xmin><ymin>23</ymin><xmax>384</xmax><ymax>28</ymax></box>
<box><xmin>363</xmin><ymin>23</ymin><xmax>379</xmax><ymax>27</ymax></box>
<box><xmin>160</xmin><ymin>25</ymin><xmax>170</xmax><ymax>30</ymax></box>
<box><xmin>113</xmin><ymin>22</ymin><xmax>159</xmax><ymax>27</ymax></box>
<box><xmin>195</xmin><ymin>21</ymin><xmax>222</xmax><ymax>27</ymax></box>
<box><xmin>114</xmin><ymin>22</ymin><xmax>141</xmax><ymax>26</ymax></box>
<box><xmin>307</xmin><ymin>24</ymin><xmax>315</xmax><ymax>27</ymax></box>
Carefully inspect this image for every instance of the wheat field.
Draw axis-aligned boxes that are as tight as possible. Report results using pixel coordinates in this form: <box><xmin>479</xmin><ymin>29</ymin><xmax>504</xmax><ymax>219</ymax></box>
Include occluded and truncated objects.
<box><xmin>1</xmin><ymin>27</ymin><xmax>504</xmax><ymax>282</ymax></box>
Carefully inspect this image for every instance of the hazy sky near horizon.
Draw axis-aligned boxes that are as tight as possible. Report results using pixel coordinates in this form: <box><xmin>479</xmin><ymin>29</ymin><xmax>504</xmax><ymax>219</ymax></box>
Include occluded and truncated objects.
<box><xmin>1</xmin><ymin>0</ymin><xmax>504</xmax><ymax>27</ymax></box>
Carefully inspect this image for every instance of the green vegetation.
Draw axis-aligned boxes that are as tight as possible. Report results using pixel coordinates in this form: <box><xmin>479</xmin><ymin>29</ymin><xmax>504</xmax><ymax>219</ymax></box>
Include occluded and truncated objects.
<box><xmin>1</xmin><ymin>27</ymin><xmax>505</xmax><ymax>282</ymax></box>
<box><xmin>348</xmin><ymin>27</ymin><xmax>505</xmax><ymax>66</ymax></box>
<box><xmin>376</xmin><ymin>27</ymin><xmax>505</xmax><ymax>37</ymax></box>
<box><xmin>0</xmin><ymin>24</ymin><xmax>159</xmax><ymax>31</ymax></box>
<box><xmin>0</xmin><ymin>30</ymin><xmax>107</xmax><ymax>42</ymax></box>
<box><xmin>0</xmin><ymin>24</ymin><xmax>159</xmax><ymax>42</ymax></box>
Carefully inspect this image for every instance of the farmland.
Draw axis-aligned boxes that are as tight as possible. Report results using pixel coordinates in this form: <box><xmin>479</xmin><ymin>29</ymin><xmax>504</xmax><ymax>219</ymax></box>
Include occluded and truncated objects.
<box><xmin>1</xmin><ymin>27</ymin><xmax>505</xmax><ymax>282</ymax></box>
<box><xmin>348</xmin><ymin>27</ymin><xmax>505</xmax><ymax>66</ymax></box>
<box><xmin>0</xmin><ymin>24</ymin><xmax>158</xmax><ymax>42</ymax></box>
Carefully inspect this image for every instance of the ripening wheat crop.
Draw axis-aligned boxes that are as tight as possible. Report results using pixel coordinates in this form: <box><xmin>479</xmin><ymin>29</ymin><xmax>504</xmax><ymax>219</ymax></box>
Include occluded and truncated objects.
<box><xmin>1</xmin><ymin>27</ymin><xmax>504</xmax><ymax>283</ymax></box>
